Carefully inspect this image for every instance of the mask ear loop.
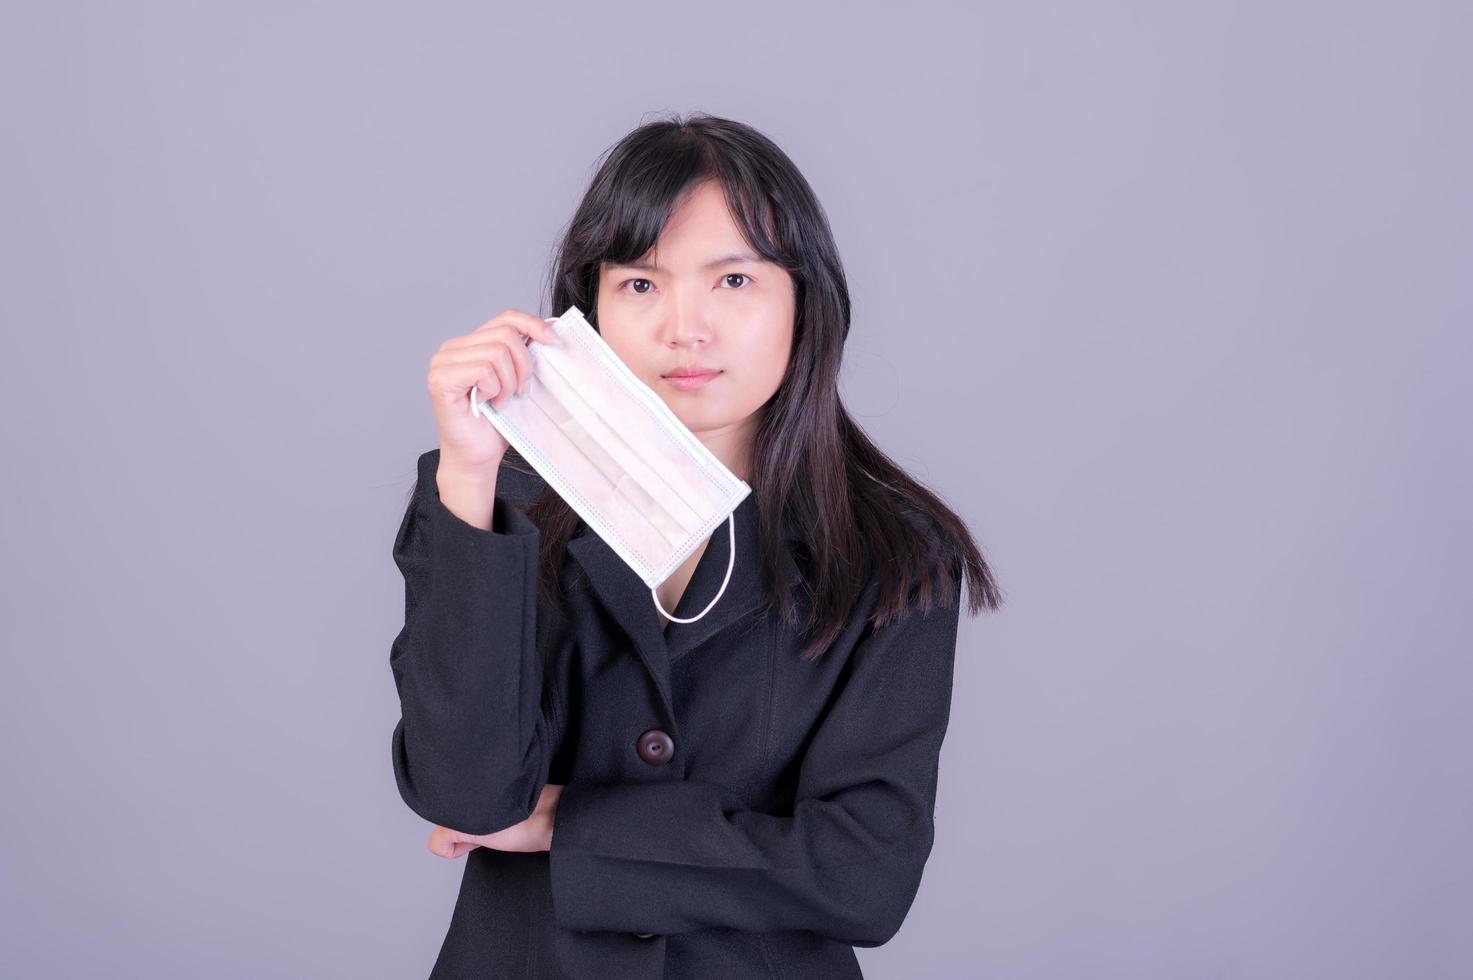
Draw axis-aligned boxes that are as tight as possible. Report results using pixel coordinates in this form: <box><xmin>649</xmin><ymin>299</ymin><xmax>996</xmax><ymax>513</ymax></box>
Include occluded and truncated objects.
<box><xmin>653</xmin><ymin>512</ymin><xmax>737</xmax><ymax>625</ymax></box>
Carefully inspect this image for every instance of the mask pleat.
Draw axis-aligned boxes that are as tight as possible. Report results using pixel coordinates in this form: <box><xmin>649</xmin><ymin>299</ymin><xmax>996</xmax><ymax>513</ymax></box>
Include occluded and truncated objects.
<box><xmin>472</xmin><ymin>305</ymin><xmax>750</xmax><ymax>595</ymax></box>
<box><xmin>511</xmin><ymin>381</ymin><xmax>679</xmax><ymax>573</ymax></box>
<box><xmin>533</xmin><ymin>353</ymin><xmax>705</xmax><ymax>536</ymax></box>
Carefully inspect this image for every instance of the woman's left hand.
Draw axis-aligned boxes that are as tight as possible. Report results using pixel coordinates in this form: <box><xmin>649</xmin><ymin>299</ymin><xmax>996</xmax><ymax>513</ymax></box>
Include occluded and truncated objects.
<box><xmin>427</xmin><ymin>783</ymin><xmax>564</xmax><ymax>859</ymax></box>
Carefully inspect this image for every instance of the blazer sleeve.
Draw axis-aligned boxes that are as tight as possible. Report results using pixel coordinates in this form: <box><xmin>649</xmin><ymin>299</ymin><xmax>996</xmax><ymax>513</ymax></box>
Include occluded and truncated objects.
<box><xmin>388</xmin><ymin>448</ymin><xmax>554</xmax><ymax>836</ymax></box>
<box><xmin>546</xmin><ymin>580</ymin><xmax>963</xmax><ymax>947</ymax></box>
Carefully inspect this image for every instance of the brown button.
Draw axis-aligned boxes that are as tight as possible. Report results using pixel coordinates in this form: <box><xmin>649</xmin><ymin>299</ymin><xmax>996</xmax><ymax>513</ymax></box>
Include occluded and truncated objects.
<box><xmin>636</xmin><ymin>729</ymin><xmax>674</xmax><ymax>766</ymax></box>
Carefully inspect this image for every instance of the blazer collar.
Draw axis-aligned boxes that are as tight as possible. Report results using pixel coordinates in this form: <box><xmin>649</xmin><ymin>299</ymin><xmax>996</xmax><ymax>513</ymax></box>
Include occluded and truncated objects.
<box><xmin>566</xmin><ymin>491</ymin><xmax>803</xmax><ymax>683</ymax></box>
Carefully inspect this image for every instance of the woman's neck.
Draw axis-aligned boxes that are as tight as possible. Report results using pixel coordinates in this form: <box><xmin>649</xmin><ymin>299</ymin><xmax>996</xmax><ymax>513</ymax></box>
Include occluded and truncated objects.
<box><xmin>693</xmin><ymin>413</ymin><xmax>761</xmax><ymax>482</ymax></box>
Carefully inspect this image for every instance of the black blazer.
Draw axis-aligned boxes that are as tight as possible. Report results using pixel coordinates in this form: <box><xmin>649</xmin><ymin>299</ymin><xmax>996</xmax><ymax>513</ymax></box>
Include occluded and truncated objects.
<box><xmin>390</xmin><ymin>447</ymin><xmax>963</xmax><ymax>979</ymax></box>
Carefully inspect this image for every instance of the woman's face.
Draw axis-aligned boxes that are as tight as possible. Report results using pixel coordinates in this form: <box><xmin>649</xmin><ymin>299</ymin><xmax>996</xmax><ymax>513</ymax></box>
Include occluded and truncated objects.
<box><xmin>596</xmin><ymin>179</ymin><xmax>795</xmax><ymax>480</ymax></box>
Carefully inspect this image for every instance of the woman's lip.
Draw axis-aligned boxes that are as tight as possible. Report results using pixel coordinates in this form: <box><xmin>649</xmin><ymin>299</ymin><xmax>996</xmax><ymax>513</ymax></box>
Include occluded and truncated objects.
<box><xmin>661</xmin><ymin>370</ymin><xmax>721</xmax><ymax>389</ymax></box>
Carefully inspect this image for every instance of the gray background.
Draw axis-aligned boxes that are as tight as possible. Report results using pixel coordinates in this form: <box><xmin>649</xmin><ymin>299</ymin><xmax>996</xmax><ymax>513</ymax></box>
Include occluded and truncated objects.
<box><xmin>2</xmin><ymin>2</ymin><xmax>1468</xmax><ymax>978</ymax></box>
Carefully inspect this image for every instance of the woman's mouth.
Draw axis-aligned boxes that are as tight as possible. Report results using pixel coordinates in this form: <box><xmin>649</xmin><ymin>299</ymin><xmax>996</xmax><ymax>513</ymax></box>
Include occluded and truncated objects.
<box><xmin>661</xmin><ymin>369</ymin><xmax>721</xmax><ymax>390</ymax></box>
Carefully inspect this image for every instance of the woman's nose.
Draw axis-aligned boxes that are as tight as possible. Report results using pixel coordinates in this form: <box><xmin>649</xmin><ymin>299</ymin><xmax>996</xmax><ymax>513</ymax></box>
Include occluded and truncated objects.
<box><xmin>663</xmin><ymin>302</ymin><xmax>713</xmax><ymax>347</ymax></box>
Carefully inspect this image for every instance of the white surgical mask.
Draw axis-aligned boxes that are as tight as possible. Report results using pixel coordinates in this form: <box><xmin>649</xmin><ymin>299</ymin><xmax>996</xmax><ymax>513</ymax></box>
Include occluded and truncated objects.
<box><xmin>469</xmin><ymin>305</ymin><xmax>750</xmax><ymax>624</ymax></box>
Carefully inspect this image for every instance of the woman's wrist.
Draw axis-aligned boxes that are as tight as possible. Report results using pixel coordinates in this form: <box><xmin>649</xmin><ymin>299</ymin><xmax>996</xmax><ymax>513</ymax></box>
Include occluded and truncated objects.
<box><xmin>435</xmin><ymin>455</ymin><xmax>501</xmax><ymax>531</ymax></box>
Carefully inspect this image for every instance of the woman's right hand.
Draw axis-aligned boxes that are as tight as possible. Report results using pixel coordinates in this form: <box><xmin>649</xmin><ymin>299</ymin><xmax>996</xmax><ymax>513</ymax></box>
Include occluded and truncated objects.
<box><xmin>428</xmin><ymin>308</ymin><xmax>561</xmax><ymax>474</ymax></box>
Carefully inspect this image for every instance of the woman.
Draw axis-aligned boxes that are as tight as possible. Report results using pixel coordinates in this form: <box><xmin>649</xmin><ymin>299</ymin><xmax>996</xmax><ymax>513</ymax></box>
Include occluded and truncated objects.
<box><xmin>390</xmin><ymin>113</ymin><xmax>1003</xmax><ymax>979</ymax></box>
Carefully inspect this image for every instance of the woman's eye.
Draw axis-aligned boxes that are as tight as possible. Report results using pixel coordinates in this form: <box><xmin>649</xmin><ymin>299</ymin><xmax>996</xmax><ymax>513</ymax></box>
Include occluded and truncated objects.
<box><xmin>621</xmin><ymin>275</ymin><xmax>748</xmax><ymax>293</ymax></box>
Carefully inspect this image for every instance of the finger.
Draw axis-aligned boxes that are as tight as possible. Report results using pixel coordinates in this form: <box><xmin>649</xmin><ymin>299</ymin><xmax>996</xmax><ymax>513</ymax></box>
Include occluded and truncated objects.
<box><xmin>446</xmin><ymin>310</ymin><xmax>560</xmax><ymax>350</ymax></box>
<box><xmin>439</xmin><ymin>321</ymin><xmax>551</xmax><ymax>360</ymax></box>
<box><xmin>438</xmin><ymin>341</ymin><xmax>534</xmax><ymax>400</ymax></box>
<box><xmin>471</xmin><ymin>361</ymin><xmax>501</xmax><ymax>405</ymax></box>
<box><xmin>494</xmin><ymin>337</ymin><xmax>536</xmax><ymax>397</ymax></box>
<box><xmin>477</xmin><ymin>309</ymin><xmax>561</xmax><ymax>347</ymax></box>
<box><xmin>476</xmin><ymin>823</ymin><xmax>533</xmax><ymax>853</ymax></box>
<box><xmin>428</xmin><ymin>827</ymin><xmax>481</xmax><ymax>860</ymax></box>
<box><xmin>428</xmin><ymin>826</ymin><xmax>457</xmax><ymax>858</ymax></box>
<box><xmin>483</xmin><ymin>345</ymin><xmax>520</xmax><ymax>410</ymax></box>
<box><xmin>451</xmin><ymin>345</ymin><xmax>514</xmax><ymax>405</ymax></box>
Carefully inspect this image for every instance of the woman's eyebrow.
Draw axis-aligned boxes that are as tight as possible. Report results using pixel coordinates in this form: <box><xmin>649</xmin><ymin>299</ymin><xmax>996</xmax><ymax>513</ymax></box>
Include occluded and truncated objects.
<box><xmin>608</xmin><ymin>251</ymin><xmax>762</xmax><ymax>273</ymax></box>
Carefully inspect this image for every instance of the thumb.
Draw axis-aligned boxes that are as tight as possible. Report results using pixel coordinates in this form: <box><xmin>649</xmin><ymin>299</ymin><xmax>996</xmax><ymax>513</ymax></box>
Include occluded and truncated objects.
<box><xmin>428</xmin><ymin>827</ymin><xmax>459</xmax><ymax>858</ymax></box>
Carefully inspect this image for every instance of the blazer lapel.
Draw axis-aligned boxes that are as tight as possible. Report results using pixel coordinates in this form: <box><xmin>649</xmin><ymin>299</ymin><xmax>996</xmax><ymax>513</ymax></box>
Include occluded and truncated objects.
<box><xmin>566</xmin><ymin>491</ymin><xmax>805</xmax><ymax>696</ymax></box>
<box><xmin>661</xmin><ymin>491</ymin><xmax>803</xmax><ymax>662</ymax></box>
<box><xmin>565</xmin><ymin>525</ymin><xmax>674</xmax><ymax>710</ymax></box>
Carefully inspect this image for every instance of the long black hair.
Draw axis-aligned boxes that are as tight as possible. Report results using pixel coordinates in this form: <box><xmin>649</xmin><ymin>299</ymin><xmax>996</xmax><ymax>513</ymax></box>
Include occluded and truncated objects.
<box><xmin>504</xmin><ymin>112</ymin><xmax>1003</xmax><ymax>660</ymax></box>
